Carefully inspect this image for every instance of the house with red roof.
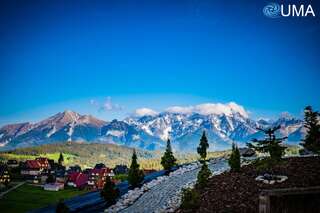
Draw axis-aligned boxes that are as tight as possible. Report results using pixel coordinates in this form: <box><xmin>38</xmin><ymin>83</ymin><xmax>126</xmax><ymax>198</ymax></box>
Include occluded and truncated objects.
<box><xmin>67</xmin><ymin>172</ymin><xmax>88</xmax><ymax>189</ymax></box>
<box><xmin>21</xmin><ymin>160</ymin><xmax>42</xmax><ymax>176</ymax></box>
<box><xmin>87</xmin><ymin>167</ymin><xmax>114</xmax><ymax>189</ymax></box>
<box><xmin>20</xmin><ymin>157</ymin><xmax>52</xmax><ymax>183</ymax></box>
<box><xmin>35</xmin><ymin>157</ymin><xmax>50</xmax><ymax>170</ymax></box>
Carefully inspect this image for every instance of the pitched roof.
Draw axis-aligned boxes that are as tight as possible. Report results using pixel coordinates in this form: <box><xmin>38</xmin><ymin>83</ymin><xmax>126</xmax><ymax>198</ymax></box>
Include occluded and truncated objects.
<box><xmin>89</xmin><ymin>168</ymin><xmax>112</xmax><ymax>176</ymax></box>
<box><xmin>26</xmin><ymin>160</ymin><xmax>41</xmax><ymax>169</ymax></box>
<box><xmin>68</xmin><ymin>172</ymin><xmax>88</xmax><ymax>186</ymax></box>
<box><xmin>35</xmin><ymin>157</ymin><xmax>49</xmax><ymax>164</ymax></box>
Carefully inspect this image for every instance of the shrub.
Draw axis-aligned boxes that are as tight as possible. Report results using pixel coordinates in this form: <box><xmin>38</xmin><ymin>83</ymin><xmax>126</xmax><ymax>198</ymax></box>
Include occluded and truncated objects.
<box><xmin>228</xmin><ymin>143</ymin><xmax>241</xmax><ymax>172</ymax></box>
<box><xmin>46</xmin><ymin>174</ymin><xmax>55</xmax><ymax>184</ymax></box>
<box><xmin>180</xmin><ymin>188</ymin><xmax>200</xmax><ymax>211</ymax></box>
<box><xmin>101</xmin><ymin>176</ymin><xmax>119</xmax><ymax>205</ymax></box>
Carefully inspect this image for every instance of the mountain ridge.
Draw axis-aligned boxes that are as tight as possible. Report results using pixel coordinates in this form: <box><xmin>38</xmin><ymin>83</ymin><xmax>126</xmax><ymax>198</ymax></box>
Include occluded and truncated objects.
<box><xmin>0</xmin><ymin>107</ymin><xmax>305</xmax><ymax>151</ymax></box>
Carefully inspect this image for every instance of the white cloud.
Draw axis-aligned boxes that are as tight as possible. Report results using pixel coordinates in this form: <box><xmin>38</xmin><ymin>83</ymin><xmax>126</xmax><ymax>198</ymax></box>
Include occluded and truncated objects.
<box><xmin>166</xmin><ymin>106</ymin><xmax>194</xmax><ymax>114</ymax></box>
<box><xmin>90</xmin><ymin>99</ymin><xmax>98</xmax><ymax>106</ymax></box>
<box><xmin>165</xmin><ymin>102</ymin><xmax>249</xmax><ymax>118</ymax></box>
<box><xmin>90</xmin><ymin>97</ymin><xmax>123</xmax><ymax>112</ymax></box>
<box><xmin>134</xmin><ymin>108</ymin><xmax>158</xmax><ymax>117</ymax></box>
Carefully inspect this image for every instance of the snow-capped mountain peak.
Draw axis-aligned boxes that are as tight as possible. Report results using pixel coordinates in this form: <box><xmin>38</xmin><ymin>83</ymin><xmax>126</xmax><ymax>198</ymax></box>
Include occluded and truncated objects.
<box><xmin>0</xmin><ymin>106</ymin><xmax>305</xmax><ymax>151</ymax></box>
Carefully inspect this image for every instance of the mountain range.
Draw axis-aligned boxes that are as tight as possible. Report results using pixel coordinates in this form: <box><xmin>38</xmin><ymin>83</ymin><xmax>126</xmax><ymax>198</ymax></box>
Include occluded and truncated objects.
<box><xmin>0</xmin><ymin>104</ymin><xmax>305</xmax><ymax>151</ymax></box>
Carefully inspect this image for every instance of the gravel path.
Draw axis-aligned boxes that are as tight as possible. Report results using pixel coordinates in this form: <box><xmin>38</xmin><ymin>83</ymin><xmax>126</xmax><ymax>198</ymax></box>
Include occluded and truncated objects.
<box><xmin>120</xmin><ymin>159</ymin><xmax>229</xmax><ymax>213</ymax></box>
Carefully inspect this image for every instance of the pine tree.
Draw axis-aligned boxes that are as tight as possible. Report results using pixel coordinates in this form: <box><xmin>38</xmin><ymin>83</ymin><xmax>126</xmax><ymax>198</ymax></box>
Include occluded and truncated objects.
<box><xmin>128</xmin><ymin>150</ymin><xmax>144</xmax><ymax>188</ymax></box>
<box><xmin>197</xmin><ymin>131</ymin><xmax>209</xmax><ymax>161</ymax></box>
<box><xmin>196</xmin><ymin>161</ymin><xmax>211</xmax><ymax>188</ymax></box>
<box><xmin>101</xmin><ymin>176</ymin><xmax>119</xmax><ymax>205</ymax></box>
<box><xmin>58</xmin><ymin>152</ymin><xmax>64</xmax><ymax>166</ymax></box>
<box><xmin>228</xmin><ymin>143</ymin><xmax>241</xmax><ymax>172</ymax></box>
<box><xmin>196</xmin><ymin>132</ymin><xmax>211</xmax><ymax>189</ymax></box>
<box><xmin>161</xmin><ymin>139</ymin><xmax>177</xmax><ymax>171</ymax></box>
<box><xmin>301</xmin><ymin>106</ymin><xmax>320</xmax><ymax>153</ymax></box>
<box><xmin>247</xmin><ymin>126</ymin><xmax>287</xmax><ymax>162</ymax></box>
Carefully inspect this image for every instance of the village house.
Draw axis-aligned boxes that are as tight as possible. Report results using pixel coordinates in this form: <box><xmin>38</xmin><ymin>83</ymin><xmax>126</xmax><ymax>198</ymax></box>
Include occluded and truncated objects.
<box><xmin>6</xmin><ymin>159</ymin><xmax>19</xmax><ymax>168</ymax></box>
<box><xmin>87</xmin><ymin>167</ymin><xmax>114</xmax><ymax>189</ymax></box>
<box><xmin>0</xmin><ymin>164</ymin><xmax>10</xmax><ymax>185</ymax></box>
<box><xmin>35</xmin><ymin>157</ymin><xmax>50</xmax><ymax>170</ymax></box>
<box><xmin>67</xmin><ymin>172</ymin><xmax>88</xmax><ymax>189</ymax></box>
<box><xmin>20</xmin><ymin>157</ymin><xmax>52</xmax><ymax>183</ymax></box>
<box><xmin>55</xmin><ymin>166</ymin><xmax>66</xmax><ymax>183</ymax></box>
<box><xmin>21</xmin><ymin>160</ymin><xmax>42</xmax><ymax>176</ymax></box>
<box><xmin>21</xmin><ymin>160</ymin><xmax>42</xmax><ymax>183</ymax></box>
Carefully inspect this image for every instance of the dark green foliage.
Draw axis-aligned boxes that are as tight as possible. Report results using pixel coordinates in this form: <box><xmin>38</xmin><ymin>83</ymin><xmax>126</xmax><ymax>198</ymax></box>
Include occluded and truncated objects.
<box><xmin>58</xmin><ymin>152</ymin><xmax>64</xmax><ymax>166</ymax></box>
<box><xmin>228</xmin><ymin>143</ymin><xmax>241</xmax><ymax>172</ymax></box>
<box><xmin>196</xmin><ymin>132</ymin><xmax>211</xmax><ymax>189</ymax></box>
<box><xmin>128</xmin><ymin>150</ymin><xmax>144</xmax><ymax>188</ymax></box>
<box><xmin>252</xmin><ymin>157</ymin><xmax>283</xmax><ymax>173</ymax></box>
<box><xmin>197</xmin><ymin>131</ymin><xmax>209</xmax><ymax>161</ymax></box>
<box><xmin>100</xmin><ymin>176</ymin><xmax>119</xmax><ymax>205</ymax></box>
<box><xmin>300</xmin><ymin>106</ymin><xmax>320</xmax><ymax>153</ymax></box>
<box><xmin>113</xmin><ymin>174</ymin><xmax>128</xmax><ymax>182</ymax></box>
<box><xmin>247</xmin><ymin>126</ymin><xmax>287</xmax><ymax>162</ymax></box>
<box><xmin>161</xmin><ymin>139</ymin><xmax>177</xmax><ymax>171</ymax></box>
<box><xmin>56</xmin><ymin>200</ymin><xmax>69</xmax><ymax>213</ymax></box>
<box><xmin>180</xmin><ymin>188</ymin><xmax>200</xmax><ymax>211</ymax></box>
<box><xmin>46</xmin><ymin>174</ymin><xmax>55</xmax><ymax>184</ymax></box>
<box><xmin>196</xmin><ymin>162</ymin><xmax>211</xmax><ymax>188</ymax></box>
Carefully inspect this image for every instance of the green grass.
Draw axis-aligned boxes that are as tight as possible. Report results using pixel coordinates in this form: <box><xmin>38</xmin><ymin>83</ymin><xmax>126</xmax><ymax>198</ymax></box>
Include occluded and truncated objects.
<box><xmin>0</xmin><ymin>184</ymin><xmax>86</xmax><ymax>213</ymax></box>
<box><xmin>0</xmin><ymin>152</ymin><xmax>77</xmax><ymax>165</ymax></box>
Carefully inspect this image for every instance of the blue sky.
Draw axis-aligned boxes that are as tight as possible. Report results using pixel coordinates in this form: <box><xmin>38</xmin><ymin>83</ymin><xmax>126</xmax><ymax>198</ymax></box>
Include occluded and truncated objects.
<box><xmin>0</xmin><ymin>0</ymin><xmax>319</xmax><ymax>125</ymax></box>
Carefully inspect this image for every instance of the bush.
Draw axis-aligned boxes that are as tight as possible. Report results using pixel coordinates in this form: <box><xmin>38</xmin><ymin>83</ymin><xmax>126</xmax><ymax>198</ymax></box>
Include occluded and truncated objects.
<box><xmin>101</xmin><ymin>176</ymin><xmax>119</xmax><ymax>205</ymax></box>
<box><xmin>46</xmin><ymin>174</ymin><xmax>55</xmax><ymax>184</ymax></box>
<box><xmin>196</xmin><ymin>162</ymin><xmax>211</xmax><ymax>188</ymax></box>
<box><xmin>113</xmin><ymin>174</ymin><xmax>128</xmax><ymax>182</ymax></box>
<box><xmin>180</xmin><ymin>188</ymin><xmax>200</xmax><ymax>211</ymax></box>
<box><xmin>228</xmin><ymin>143</ymin><xmax>241</xmax><ymax>172</ymax></box>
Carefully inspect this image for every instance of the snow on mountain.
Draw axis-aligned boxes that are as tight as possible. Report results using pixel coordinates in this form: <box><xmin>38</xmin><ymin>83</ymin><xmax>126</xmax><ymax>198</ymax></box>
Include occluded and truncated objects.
<box><xmin>0</xmin><ymin>103</ymin><xmax>306</xmax><ymax>151</ymax></box>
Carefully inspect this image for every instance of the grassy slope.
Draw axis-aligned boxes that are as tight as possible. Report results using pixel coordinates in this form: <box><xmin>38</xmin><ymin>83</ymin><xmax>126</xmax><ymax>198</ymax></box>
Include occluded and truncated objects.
<box><xmin>0</xmin><ymin>184</ymin><xmax>86</xmax><ymax>213</ymax></box>
<box><xmin>0</xmin><ymin>142</ymin><xmax>229</xmax><ymax>169</ymax></box>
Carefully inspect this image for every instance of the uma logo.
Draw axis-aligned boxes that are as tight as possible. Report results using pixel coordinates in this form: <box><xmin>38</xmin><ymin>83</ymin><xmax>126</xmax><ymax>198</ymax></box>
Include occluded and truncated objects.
<box><xmin>263</xmin><ymin>3</ymin><xmax>316</xmax><ymax>18</ymax></box>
